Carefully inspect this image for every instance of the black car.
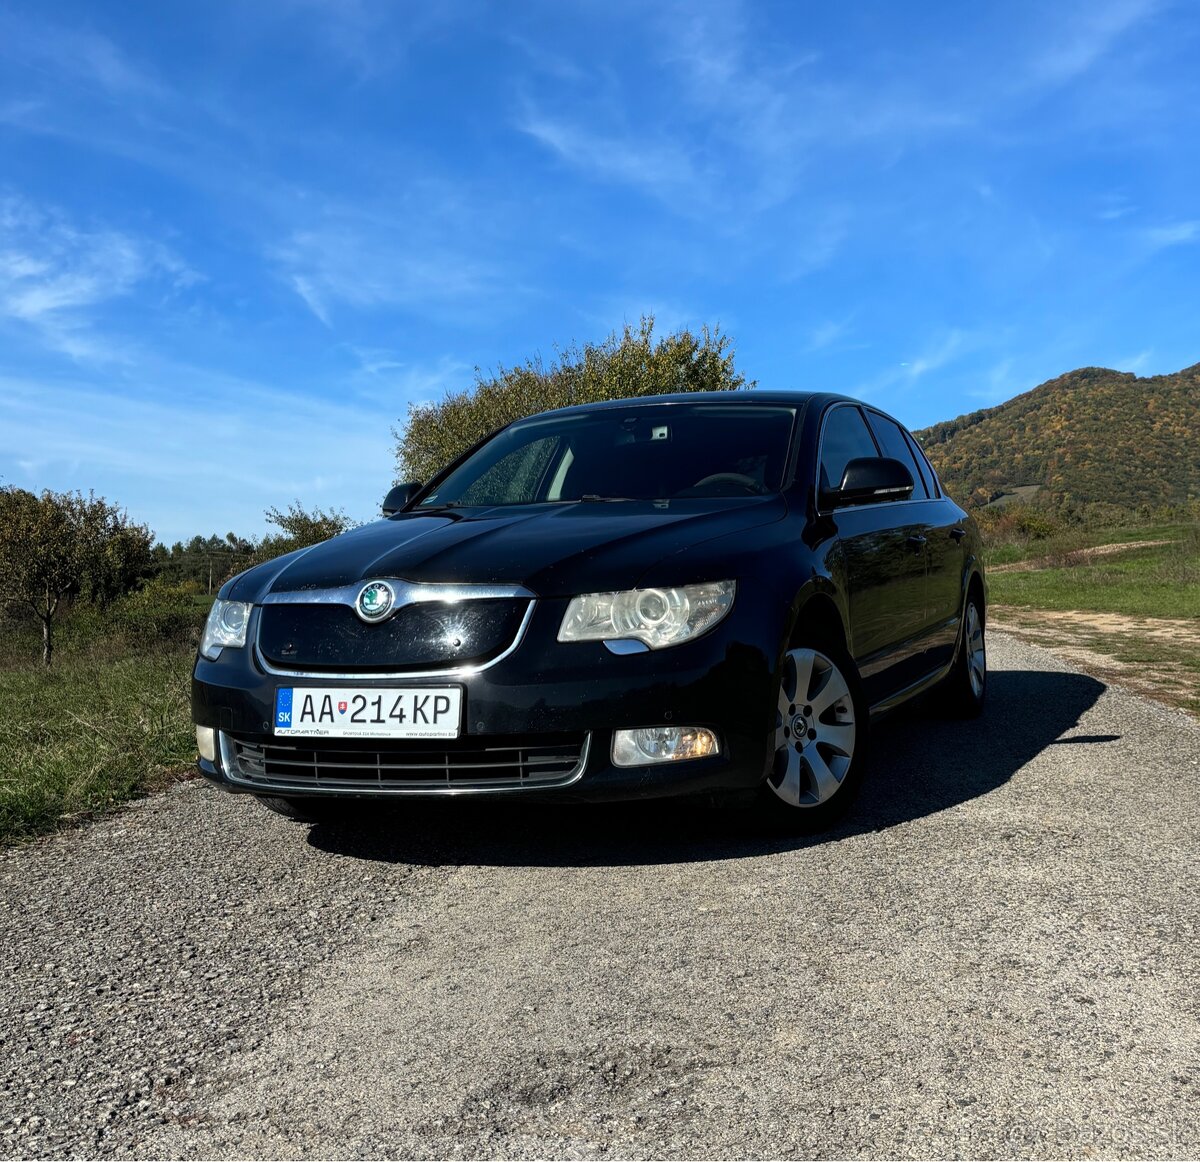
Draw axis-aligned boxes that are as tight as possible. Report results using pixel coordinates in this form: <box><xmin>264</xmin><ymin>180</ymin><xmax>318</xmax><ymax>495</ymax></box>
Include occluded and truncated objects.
<box><xmin>193</xmin><ymin>392</ymin><xmax>986</xmax><ymax>830</ymax></box>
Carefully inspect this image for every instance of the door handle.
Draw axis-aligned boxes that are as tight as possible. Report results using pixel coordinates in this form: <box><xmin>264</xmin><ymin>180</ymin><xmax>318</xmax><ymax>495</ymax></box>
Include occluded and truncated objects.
<box><xmin>906</xmin><ymin>534</ymin><xmax>927</xmax><ymax>551</ymax></box>
<box><xmin>949</xmin><ymin>527</ymin><xmax>967</xmax><ymax>543</ymax></box>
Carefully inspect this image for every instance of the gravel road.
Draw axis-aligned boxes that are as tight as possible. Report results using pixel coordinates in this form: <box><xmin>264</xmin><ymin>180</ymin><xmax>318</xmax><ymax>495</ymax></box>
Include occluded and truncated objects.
<box><xmin>2</xmin><ymin>633</ymin><xmax>1197</xmax><ymax>1159</ymax></box>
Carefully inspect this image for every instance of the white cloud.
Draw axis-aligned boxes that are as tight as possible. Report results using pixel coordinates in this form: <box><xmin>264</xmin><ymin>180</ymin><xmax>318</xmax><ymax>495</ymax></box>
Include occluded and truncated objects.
<box><xmin>805</xmin><ymin>317</ymin><xmax>853</xmax><ymax>353</ymax></box>
<box><xmin>1026</xmin><ymin>0</ymin><xmax>1159</xmax><ymax>87</ymax></box>
<box><xmin>906</xmin><ymin>330</ymin><xmax>972</xmax><ymax>380</ymax></box>
<box><xmin>0</xmin><ymin>195</ymin><xmax>196</xmax><ymax>361</ymax></box>
<box><xmin>273</xmin><ymin>211</ymin><xmax>500</xmax><ymax>326</ymax></box>
<box><xmin>517</xmin><ymin>110</ymin><xmax>700</xmax><ymax>203</ymax></box>
<box><xmin>344</xmin><ymin>347</ymin><xmax>471</xmax><ymax>402</ymax></box>
<box><xmin>854</xmin><ymin>329</ymin><xmax>979</xmax><ymax>400</ymax></box>
<box><xmin>0</xmin><ymin>12</ymin><xmax>164</xmax><ymax>98</ymax></box>
<box><xmin>1113</xmin><ymin>347</ymin><xmax>1154</xmax><ymax>373</ymax></box>
<box><xmin>1140</xmin><ymin>220</ymin><xmax>1199</xmax><ymax>250</ymax></box>
<box><xmin>0</xmin><ymin>368</ymin><xmax>395</xmax><ymax>543</ymax></box>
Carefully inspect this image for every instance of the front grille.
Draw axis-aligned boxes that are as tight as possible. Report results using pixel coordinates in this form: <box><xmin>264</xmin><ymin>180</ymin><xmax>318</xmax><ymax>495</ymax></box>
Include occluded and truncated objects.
<box><xmin>225</xmin><ymin>733</ymin><xmax>588</xmax><ymax>793</ymax></box>
<box><xmin>257</xmin><ymin>599</ymin><xmax>530</xmax><ymax>674</ymax></box>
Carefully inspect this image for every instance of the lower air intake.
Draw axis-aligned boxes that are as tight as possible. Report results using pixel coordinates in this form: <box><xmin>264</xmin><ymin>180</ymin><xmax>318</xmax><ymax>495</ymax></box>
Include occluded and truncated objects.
<box><xmin>224</xmin><ymin>733</ymin><xmax>588</xmax><ymax>793</ymax></box>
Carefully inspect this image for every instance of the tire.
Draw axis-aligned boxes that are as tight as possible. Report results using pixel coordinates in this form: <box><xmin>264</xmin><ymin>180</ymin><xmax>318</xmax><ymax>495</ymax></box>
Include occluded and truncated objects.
<box><xmin>931</xmin><ymin>587</ymin><xmax>987</xmax><ymax>718</ymax></box>
<box><xmin>756</xmin><ymin>638</ymin><xmax>868</xmax><ymax>832</ymax></box>
<box><xmin>255</xmin><ymin>795</ymin><xmax>348</xmax><ymax>824</ymax></box>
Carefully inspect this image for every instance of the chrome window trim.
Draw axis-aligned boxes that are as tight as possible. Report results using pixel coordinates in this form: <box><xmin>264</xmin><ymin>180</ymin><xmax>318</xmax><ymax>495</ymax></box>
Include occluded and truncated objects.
<box><xmin>218</xmin><ymin>728</ymin><xmax>590</xmax><ymax>795</ymax></box>
<box><xmin>255</xmin><ymin>598</ymin><xmax>537</xmax><ymax>680</ymax></box>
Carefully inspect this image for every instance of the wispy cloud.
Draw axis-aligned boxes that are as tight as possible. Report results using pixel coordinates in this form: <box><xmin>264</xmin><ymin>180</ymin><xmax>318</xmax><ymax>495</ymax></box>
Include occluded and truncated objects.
<box><xmin>905</xmin><ymin>330</ymin><xmax>973</xmax><ymax>380</ymax></box>
<box><xmin>1026</xmin><ymin>0</ymin><xmax>1159</xmax><ymax>87</ymax></box>
<box><xmin>0</xmin><ymin>367</ymin><xmax>395</xmax><ymax>542</ymax></box>
<box><xmin>854</xmin><ymin>329</ymin><xmax>979</xmax><ymax>400</ymax></box>
<box><xmin>805</xmin><ymin>317</ymin><xmax>853</xmax><ymax>353</ymax></box>
<box><xmin>0</xmin><ymin>195</ymin><xmax>195</xmax><ymax>360</ymax></box>
<box><xmin>0</xmin><ymin>11</ymin><xmax>164</xmax><ymax>98</ymax></box>
<box><xmin>343</xmin><ymin>347</ymin><xmax>471</xmax><ymax>403</ymax></box>
<box><xmin>1114</xmin><ymin>347</ymin><xmax>1154</xmax><ymax>373</ymax></box>
<box><xmin>517</xmin><ymin>108</ymin><xmax>700</xmax><ymax>202</ymax></box>
<box><xmin>1140</xmin><ymin>220</ymin><xmax>1200</xmax><ymax>250</ymax></box>
<box><xmin>274</xmin><ymin>215</ymin><xmax>499</xmax><ymax>326</ymax></box>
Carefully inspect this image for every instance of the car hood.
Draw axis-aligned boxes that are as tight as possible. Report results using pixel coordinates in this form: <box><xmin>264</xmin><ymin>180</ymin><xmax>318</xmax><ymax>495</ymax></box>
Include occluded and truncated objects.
<box><xmin>224</xmin><ymin>497</ymin><xmax>787</xmax><ymax>601</ymax></box>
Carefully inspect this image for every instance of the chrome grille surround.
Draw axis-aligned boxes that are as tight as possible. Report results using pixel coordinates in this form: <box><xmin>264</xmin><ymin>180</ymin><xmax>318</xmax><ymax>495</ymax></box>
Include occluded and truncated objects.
<box><xmin>253</xmin><ymin>581</ymin><xmax>536</xmax><ymax>680</ymax></box>
<box><xmin>219</xmin><ymin>731</ymin><xmax>589</xmax><ymax>795</ymax></box>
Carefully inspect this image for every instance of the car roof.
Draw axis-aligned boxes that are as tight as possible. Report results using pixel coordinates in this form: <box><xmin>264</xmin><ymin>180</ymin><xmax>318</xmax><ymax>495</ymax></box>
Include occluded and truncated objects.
<box><xmin>529</xmin><ymin>389</ymin><xmax>862</xmax><ymax>420</ymax></box>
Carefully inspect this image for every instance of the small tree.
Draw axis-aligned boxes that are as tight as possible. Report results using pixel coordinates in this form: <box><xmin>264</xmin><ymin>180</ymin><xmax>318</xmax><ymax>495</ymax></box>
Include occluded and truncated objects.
<box><xmin>241</xmin><ymin>501</ymin><xmax>358</xmax><ymax>572</ymax></box>
<box><xmin>394</xmin><ymin>315</ymin><xmax>755</xmax><ymax>483</ymax></box>
<box><xmin>0</xmin><ymin>488</ymin><xmax>150</xmax><ymax>666</ymax></box>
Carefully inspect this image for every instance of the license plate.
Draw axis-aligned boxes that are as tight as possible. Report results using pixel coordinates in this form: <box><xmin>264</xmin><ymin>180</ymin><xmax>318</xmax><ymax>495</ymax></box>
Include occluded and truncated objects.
<box><xmin>273</xmin><ymin>687</ymin><xmax>462</xmax><ymax>739</ymax></box>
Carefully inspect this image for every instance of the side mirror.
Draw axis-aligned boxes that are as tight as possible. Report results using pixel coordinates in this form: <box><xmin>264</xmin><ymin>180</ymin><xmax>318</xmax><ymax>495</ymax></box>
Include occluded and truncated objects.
<box><xmin>824</xmin><ymin>457</ymin><xmax>914</xmax><ymax>508</ymax></box>
<box><xmin>382</xmin><ymin>481</ymin><xmax>423</xmax><ymax>516</ymax></box>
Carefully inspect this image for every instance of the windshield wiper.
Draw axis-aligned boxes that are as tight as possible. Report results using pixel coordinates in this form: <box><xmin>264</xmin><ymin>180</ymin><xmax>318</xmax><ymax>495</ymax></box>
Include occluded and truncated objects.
<box><xmin>579</xmin><ymin>494</ymin><xmax>635</xmax><ymax>503</ymax></box>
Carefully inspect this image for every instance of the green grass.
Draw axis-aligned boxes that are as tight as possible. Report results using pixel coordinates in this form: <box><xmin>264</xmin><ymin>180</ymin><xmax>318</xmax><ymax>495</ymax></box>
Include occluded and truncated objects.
<box><xmin>989</xmin><ymin>526</ymin><xmax>1200</xmax><ymax>619</ymax></box>
<box><xmin>982</xmin><ymin>522</ymin><xmax>1194</xmax><ymax>566</ymax></box>
<box><xmin>0</xmin><ymin>644</ymin><xmax>195</xmax><ymax>844</ymax></box>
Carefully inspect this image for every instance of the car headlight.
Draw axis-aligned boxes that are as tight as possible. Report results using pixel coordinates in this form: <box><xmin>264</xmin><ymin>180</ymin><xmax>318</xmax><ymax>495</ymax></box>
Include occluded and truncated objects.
<box><xmin>557</xmin><ymin>581</ymin><xmax>735</xmax><ymax>650</ymax></box>
<box><xmin>200</xmin><ymin>599</ymin><xmax>252</xmax><ymax>660</ymax></box>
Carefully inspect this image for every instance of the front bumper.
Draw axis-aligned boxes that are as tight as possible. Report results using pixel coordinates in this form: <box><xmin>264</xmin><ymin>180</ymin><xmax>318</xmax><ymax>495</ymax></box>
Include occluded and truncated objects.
<box><xmin>192</xmin><ymin>594</ymin><xmax>779</xmax><ymax>803</ymax></box>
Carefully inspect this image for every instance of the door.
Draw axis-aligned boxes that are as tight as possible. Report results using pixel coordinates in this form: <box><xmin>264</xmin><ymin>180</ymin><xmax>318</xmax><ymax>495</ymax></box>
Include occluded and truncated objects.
<box><xmin>905</xmin><ymin>429</ymin><xmax>964</xmax><ymax>671</ymax></box>
<box><xmin>818</xmin><ymin>405</ymin><xmax>929</xmax><ymax>705</ymax></box>
<box><xmin>865</xmin><ymin>411</ymin><xmax>965</xmax><ymax>674</ymax></box>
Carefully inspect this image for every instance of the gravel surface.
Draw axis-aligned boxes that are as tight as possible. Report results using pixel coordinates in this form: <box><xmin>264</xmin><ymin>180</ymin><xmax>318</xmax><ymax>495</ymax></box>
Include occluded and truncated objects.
<box><xmin>1</xmin><ymin>633</ymin><xmax>1197</xmax><ymax>1159</ymax></box>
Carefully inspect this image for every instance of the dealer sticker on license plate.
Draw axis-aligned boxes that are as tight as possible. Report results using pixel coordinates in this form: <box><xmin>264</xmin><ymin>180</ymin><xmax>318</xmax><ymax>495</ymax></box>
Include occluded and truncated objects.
<box><xmin>273</xmin><ymin>687</ymin><xmax>462</xmax><ymax>739</ymax></box>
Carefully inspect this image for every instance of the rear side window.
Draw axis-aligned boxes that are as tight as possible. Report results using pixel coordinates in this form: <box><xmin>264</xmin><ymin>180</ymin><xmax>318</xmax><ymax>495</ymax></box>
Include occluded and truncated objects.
<box><xmin>866</xmin><ymin>412</ymin><xmax>929</xmax><ymax>499</ymax></box>
<box><xmin>818</xmin><ymin>406</ymin><xmax>879</xmax><ymax>492</ymax></box>
<box><xmin>904</xmin><ymin>431</ymin><xmax>941</xmax><ymax>498</ymax></box>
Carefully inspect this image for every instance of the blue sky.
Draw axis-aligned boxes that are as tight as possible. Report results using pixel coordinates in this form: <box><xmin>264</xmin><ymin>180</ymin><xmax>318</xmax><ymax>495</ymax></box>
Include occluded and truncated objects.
<box><xmin>1</xmin><ymin>0</ymin><xmax>1197</xmax><ymax>543</ymax></box>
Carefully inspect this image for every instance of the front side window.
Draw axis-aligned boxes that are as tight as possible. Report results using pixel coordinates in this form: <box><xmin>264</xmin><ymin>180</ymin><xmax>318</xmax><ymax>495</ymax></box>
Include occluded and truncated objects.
<box><xmin>420</xmin><ymin>404</ymin><xmax>797</xmax><ymax>507</ymax></box>
<box><xmin>818</xmin><ymin>406</ymin><xmax>879</xmax><ymax>493</ymax></box>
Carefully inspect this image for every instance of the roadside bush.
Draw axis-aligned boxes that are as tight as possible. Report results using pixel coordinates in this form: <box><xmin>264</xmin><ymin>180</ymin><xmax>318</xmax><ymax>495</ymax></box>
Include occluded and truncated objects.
<box><xmin>20</xmin><ymin>579</ymin><xmax>211</xmax><ymax>660</ymax></box>
<box><xmin>977</xmin><ymin>504</ymin><xmax>1063</xmax><ymax>548</ymax></box>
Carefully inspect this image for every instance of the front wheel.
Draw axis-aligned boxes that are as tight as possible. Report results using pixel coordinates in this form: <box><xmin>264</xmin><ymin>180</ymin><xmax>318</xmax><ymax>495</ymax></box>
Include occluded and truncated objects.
<box><xmin>757</xmin><ymin>642</ymin><xmax>867</xmax><ymax>832</ymax></box>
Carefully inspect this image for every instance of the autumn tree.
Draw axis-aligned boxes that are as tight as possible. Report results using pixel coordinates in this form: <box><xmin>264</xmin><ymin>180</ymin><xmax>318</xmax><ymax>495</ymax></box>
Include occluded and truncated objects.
<box><xmin>0</xmin><ymin>488</ymin><xmax>152</xmax><ymax>666</ymax></box>
<box><xmin>394</xmin><ymin>316</ymin><xmax>755</xmax><ymax>483</ymax></box>
<box><xmin>242</xmin><ymin>501</ymin><xmax>358</xmax><ymax>570</ymax></box>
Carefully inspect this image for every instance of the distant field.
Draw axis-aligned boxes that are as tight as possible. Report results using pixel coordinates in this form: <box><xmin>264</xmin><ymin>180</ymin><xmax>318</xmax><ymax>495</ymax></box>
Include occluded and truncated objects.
<box><xmin>986</xmin><ymin>524</ymin><xmax>1199</xmax><ymax>619</ymax></box>
<box><xmin>986</xmin><ymin>523</ymin><xmax>1199</xmax><ymax>715</ymax></box>
<box><xmin>0</xmin><ymin>645</ymin><xmax>195</xmax><ymax>843</ymax></box>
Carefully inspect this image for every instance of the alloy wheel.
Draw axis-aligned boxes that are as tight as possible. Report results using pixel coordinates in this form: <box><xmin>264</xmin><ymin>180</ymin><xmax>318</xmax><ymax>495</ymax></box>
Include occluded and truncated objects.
<box><xmin>768</xmin><ymin>647</ymin><xmax>857</xmax><ymax>808</ymax></box>
<box><xmin>965</xmin><ymin>602</ymin><xmax>986</xmax><ymax>699</ymax></box>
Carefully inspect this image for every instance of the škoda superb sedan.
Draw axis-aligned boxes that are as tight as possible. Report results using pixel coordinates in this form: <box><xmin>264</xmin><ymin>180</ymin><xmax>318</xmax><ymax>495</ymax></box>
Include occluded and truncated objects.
<box><xmin>193</xmin><ymin>392</ymin><xmax>986</xmax><ymax>831</ymax></box>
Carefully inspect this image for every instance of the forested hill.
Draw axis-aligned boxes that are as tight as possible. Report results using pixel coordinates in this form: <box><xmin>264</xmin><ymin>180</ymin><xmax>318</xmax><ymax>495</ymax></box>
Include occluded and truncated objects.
<box><xmin>914</xmin><ymin>363</ymin><xmax>1199</xmax><ymax>510</ymax></box>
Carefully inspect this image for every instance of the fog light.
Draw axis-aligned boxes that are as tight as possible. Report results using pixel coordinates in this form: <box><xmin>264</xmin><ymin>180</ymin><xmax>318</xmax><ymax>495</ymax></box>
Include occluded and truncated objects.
<box><xmin>196</xmin><ymin>725</ymin><xmax>217</xmax><ymax>763</ymax></box>
<box><xmin>612</xmin><ymin>726</ymin><xmax>719</xmax><ymax>767</ymax></box>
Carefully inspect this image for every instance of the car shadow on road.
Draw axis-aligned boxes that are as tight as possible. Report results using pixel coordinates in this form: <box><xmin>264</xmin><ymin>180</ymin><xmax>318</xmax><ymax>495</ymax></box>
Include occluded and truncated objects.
<box><xmin>306</xmin><ymin>669</ymin><xmax>1106</xmax><ymax>868</ymax></box>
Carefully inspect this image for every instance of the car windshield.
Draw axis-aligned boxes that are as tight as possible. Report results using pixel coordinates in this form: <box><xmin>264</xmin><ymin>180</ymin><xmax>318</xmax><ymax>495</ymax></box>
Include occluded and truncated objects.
<box><xmin>419</xmin><ymin>403</ymin><xmax>797</xmax><ymax>508</ymax></box>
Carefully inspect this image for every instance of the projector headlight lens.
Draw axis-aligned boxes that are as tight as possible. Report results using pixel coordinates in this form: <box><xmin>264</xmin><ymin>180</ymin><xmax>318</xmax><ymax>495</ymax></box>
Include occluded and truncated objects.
<box><xmin>612</xmin><ymin>726</ymin><xmax>720</xmax><ymax>766</ymax></box>
<box><xmin>558</xmin><ymin>581</ymin><xmax>734</xmax><ymax>649</ymax></box>
<box><xmin>200</xmin><ymin>599</ymin><xmax>252</xmax><ymax>660</ymax></box>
